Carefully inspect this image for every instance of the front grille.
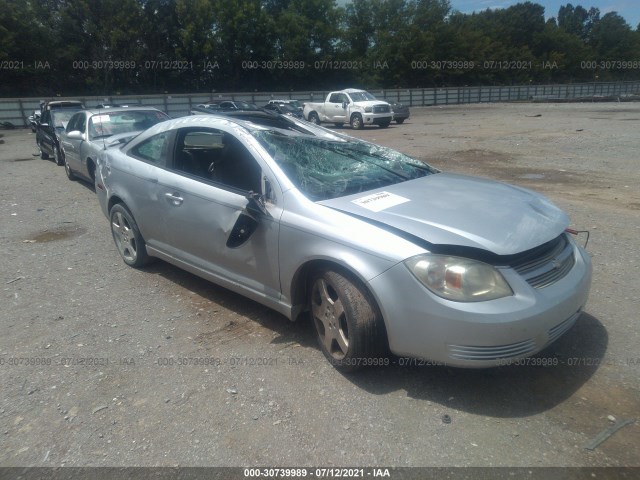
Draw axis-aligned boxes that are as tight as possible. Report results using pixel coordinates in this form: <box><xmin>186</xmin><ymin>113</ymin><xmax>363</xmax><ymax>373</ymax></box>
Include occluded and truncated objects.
<box><xmin>448</xmin><ymin>338</ymin><xmax>537</xmax><ymax>361</ymax></box>
<box><xmin>510</xmin><ymin>234</ymin><xmax>575</xmax><ymax>289</ymax></box>
<box><xmin>373</xmin><ymin>104</ymin><xmax>390</xmax><ymax>113</ymax></box>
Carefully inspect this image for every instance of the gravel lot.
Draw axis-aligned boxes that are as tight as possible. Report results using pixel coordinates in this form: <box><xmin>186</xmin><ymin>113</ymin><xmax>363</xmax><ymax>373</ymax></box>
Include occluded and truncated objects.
<box><xmin>1</xmin><ymin>103</ymin><xmax>638</xmax><ymax>469</ymax></box>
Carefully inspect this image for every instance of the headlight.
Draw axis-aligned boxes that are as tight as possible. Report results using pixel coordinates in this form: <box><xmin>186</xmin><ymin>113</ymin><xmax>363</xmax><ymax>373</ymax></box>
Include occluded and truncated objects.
<box><xmin>405</xmin><ymin>255</ymin><xmax>512</xmax><ymax>302</ymax></box>
<box><xmin>364</xmin><ymin>106</ymin><xmax>372</xmax><ymax>113</ymax></box>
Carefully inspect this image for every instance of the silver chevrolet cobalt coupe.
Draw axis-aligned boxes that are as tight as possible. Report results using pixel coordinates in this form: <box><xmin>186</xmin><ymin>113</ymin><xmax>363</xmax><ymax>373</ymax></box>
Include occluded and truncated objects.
<box><xmin>96</xmin><ymin>114</ymin><xmax>591</xmax><ymax>371</ymax></box>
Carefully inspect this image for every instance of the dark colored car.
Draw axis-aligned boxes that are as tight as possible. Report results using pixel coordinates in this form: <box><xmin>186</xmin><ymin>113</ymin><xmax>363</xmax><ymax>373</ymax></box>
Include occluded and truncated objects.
<box><xmin>263</xmin><ymin>103</ymin><xmax>303</xmax><ymax>118</ymax></box>
<box><xmin>267</xmin><ymin>99</ymin><xmax>304</xmax><ymax>114</ymax></box>
<box><xmin>36</xmin><ymin>106</ymin><xmax>84</xmax><ymax>165</ymax></box>
<box><xmin>41</xmin><ymin>100</ymin><xmax>85</xmax><ymax>115</ymax></box>
<box><xmin>191</xmin><ymin>100</ymin><xmax>259</xmax><ymax>115</ymax></box>
<box><xmin>389</xmin><ymin>101</ymin><xmax>410</xmax><ymax>124</ymax></box>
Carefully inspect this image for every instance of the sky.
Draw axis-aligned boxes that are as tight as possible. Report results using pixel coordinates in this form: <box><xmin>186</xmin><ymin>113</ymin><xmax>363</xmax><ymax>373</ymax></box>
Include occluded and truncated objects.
<box><xmin>452</xmin><ymin>1</ymin><xmax>640</xmax><ymax>29</ymax></box>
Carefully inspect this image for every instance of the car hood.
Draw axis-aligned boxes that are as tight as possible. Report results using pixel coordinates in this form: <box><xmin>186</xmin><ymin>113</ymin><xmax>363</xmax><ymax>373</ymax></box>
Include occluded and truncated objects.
<box><xmin>319</xmin><ymin>173</ymin><xmax>569</xmax><ymax>256</ymax></box>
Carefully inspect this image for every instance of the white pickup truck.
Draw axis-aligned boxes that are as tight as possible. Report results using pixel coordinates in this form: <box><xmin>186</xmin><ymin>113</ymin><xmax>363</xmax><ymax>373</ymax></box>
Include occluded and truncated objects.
<box><xmin>303</xmin><ymin>89</ymin><xmax>393</xmax><ymax>129</ymax></box>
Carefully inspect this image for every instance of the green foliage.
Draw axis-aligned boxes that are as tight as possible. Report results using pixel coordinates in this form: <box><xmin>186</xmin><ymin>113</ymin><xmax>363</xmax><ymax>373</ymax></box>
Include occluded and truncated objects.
<box><xmin>0</xmin><ymin>0</ymin><xmax>638</xmax><ymax>95</ymax></box>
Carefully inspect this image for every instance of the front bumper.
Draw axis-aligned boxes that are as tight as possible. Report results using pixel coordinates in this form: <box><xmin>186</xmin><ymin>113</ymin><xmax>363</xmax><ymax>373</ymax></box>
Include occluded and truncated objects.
<box><xmin>368</xmin><ymin>241</ymin><xmax>592</xmax><ymax>367</ymax></box>
<box><xmin>392</xmin><ymin>109</ymin><xmax>410</xmax><ymax>121</ymax></box>
<box><xmin>364</xmin><ymin>114</ymin><xmax>392</xmax><ymax>125</ymax></box>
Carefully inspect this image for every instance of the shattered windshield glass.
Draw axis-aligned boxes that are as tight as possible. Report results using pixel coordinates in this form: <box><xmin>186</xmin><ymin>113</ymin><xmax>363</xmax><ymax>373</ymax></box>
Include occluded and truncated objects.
<box><xmin>253</xmin><ymin>131</ymin><xmax>437</xmax><ymax>201</ymax></box>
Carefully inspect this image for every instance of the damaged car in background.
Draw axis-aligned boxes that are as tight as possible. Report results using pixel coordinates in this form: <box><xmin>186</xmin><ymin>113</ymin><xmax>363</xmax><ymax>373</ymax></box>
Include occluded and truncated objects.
<box><xmin>95</xmin><ymin>115</ymin><xmax>592</xmax><ymax>371</ymax></box>
<box><xmin>60</xmin><ymin>107</ymin><xmax>169</xmax><ymax>183</ymax></box>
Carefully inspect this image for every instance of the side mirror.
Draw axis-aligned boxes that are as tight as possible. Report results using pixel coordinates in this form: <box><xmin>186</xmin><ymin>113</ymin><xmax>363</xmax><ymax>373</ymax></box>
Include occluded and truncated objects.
<box><xmin>245</xmin><ymin>191</ymin><xmax>270</xmax><ymax>218</ymax></box>
<box><xmin>342</xmin><ymin>101</ymin><xmax>348</xmax><ymax>109</ymax></box>
<box><xmin>67</xmin><ymin>130</ymin><xmax>83</xmax><ymax>140</ymax></box>
<box><xmin>225</xmin><ymin>191</ymin><xmax>270</xmax><ymax>248</ymax></box>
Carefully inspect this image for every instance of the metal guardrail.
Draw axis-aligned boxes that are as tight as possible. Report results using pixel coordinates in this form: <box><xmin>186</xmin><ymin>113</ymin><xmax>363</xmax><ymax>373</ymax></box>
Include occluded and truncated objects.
<box><xmin>1</xmin><ymin>81</ymin><xmax>639</xmax><ymax>127</ymax></box>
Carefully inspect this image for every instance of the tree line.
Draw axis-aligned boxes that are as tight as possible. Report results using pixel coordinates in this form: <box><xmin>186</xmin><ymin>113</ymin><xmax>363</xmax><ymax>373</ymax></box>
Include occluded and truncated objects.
<box><xmin>1</xmin><ymin>0</ymin><xmax>639</xmax><ymax>96</ymax></box>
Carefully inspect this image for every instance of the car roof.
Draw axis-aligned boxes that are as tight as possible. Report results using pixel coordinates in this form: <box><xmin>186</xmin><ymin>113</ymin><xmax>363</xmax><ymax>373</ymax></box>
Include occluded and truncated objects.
<box><xmin>83</xmin><ymin>106</ymin><xmax>164</xmax><ymax>116</ymax></box>
<box><xmin>44</xmin><ymin>100</ymin><xmax>84</xmax><ymax>109</ymax></box>
<box><xmin>342</xmin><ymin>89</ymin><xmax>366</xmax><ymax>94</ymax></box>
<box><xmin>50</xmin><ymin>106</ymin><xmax>83</xmax><ymax>116</ymax></box>
<box><xmin>137</xmin><ymin>112</ymin><xmax>347</xmax><ymax>144</ymax></box>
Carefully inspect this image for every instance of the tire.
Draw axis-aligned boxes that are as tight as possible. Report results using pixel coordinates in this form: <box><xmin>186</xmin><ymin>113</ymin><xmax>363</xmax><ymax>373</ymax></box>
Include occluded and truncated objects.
<box><xmin>308</xmin><ymin>112</ymin><xmax>321</xmax><ymax>125</ymax></box>
<box><xmin>350</xmin><ymin>114</ymin><xmax>363</xmax><ymax>130</ymax></box>
<box><xmin>309</xmin><ymin>269</ymin><xmax>386</xmax><ymax>372</ymax></box>
<box><xmin>395</xmin><ymin>118</ymin><xmax>405</xmax><ymax>124</ymax></box>
<box><xmin>379</xmin><ymin>121</ymin><xmax>390</xmax><ymax>128</ymax></box>
<box><xmin>64</xmin><ymin>155</ymin><xmax>76</xmax><ymax>181</ymax></box>
<box><xmin>109</xmin><ymin>204</ymin><xmax>150</xmax><ymax>268</ymax></box>
<box><xmin>53</xmin><ymin>146</ymin><xmax>64</xmax><ymax>166</ymax></box>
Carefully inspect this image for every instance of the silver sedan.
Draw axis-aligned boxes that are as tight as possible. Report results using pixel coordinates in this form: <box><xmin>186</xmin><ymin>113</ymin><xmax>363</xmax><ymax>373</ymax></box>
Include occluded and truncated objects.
<box><xmin>60</xmin><ymin>107</ymin><xmax>169</xmax><ymax>183</ymax></box>
<box><xmin>95</xmin><ymin>114</ymin><xmax>592</xmax><ymax>371</ymax></box>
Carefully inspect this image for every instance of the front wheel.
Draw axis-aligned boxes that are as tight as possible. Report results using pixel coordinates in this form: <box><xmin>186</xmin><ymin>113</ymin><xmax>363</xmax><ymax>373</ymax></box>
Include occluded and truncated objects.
<box><xmin>109</xmin><ymin>204</ymin><xmax>150</xmax><ymax>268</ymax></box>
<box><xmin>350</xmin><ymin>114</ymin><xmax>363</xmax><ymax>130</ymax></box>
<box><xmin>310</xmin><ymin>269</ymin><xmax>386</xmax><ymax>372</ymax></box>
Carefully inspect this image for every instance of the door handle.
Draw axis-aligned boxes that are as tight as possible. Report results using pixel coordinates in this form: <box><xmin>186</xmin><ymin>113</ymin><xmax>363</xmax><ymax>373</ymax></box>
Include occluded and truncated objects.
<box><xmin>165</xmin><ymin>192</ymin><xmax>183</xmax><ymax>206</ymax></box>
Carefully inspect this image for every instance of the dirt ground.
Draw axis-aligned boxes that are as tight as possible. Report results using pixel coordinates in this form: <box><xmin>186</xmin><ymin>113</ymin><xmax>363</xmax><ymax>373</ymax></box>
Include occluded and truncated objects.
<box><xmin>0</xmin><ymin>102</ymin><xmax>638</xmax><ymax>469</ymax></box>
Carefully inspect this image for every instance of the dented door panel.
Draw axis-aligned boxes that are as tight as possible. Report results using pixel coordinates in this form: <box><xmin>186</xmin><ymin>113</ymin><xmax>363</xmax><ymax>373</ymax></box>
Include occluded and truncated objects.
<box><xmin>155</xmin><ymin>169</ymin><xmax>282</xmax><ymax>299</ymax></box>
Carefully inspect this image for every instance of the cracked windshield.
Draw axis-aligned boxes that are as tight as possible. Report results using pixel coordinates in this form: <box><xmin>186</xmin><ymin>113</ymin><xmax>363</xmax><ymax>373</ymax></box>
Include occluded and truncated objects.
<box><xmin>254</xmin><ymin>131</ymin><xmax>437</xmax><ymax>200</ymax></box>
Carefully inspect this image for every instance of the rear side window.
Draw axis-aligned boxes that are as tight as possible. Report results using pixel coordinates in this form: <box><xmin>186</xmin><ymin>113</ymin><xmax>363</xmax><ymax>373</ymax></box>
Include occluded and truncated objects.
<box><xmin>130</xmin><ymin>131</ymin><xmax>172</xmax><ymax>165</ymax></box>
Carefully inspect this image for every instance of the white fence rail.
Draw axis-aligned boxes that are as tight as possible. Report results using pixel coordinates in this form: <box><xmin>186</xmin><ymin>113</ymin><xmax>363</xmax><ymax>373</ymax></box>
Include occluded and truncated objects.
<box><xmin>2</xmin><ymin>81</ymin><xmax>639</xmax><ymax>127</ymax></box>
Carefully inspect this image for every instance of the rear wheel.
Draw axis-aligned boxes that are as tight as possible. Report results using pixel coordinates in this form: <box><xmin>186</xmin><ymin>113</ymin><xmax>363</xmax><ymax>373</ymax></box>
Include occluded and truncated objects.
<box><xmin>350</xmin><ymin>114</ymin><xmax>363</xmax><ymax>130</ymax></box>
<box><xmin>309</xmin><ymin>269</ymin><xmax>386</xmax><ymax>372</ymax></box>
<box><xmin>64</xmin><ymin>155</ymin><xmax>76</xmax><ymax>181</ymax></box>
<box><xmin>53</xmin><ymin>146</ymin><xmax>64</xmax><ymax>166</ymax></box>
<box><xmin>109</xmin><ymin>204</ymin><xmax>150</xmax><ymax>268</ymax></box>
<box><xmin>38</xmin><ymin>141</ymin><xmax>49</xmax><ymax>159</ymax></box>
<box><xmin>308</xmin><ymin>112</ymin><xmax>321</xmax><ymax>125</ymax></box>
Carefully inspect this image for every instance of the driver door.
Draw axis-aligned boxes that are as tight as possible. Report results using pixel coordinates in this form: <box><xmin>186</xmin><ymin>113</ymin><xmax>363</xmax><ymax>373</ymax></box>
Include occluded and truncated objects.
<box><xmin>61</xmin><ymin>112</ymin><xmax>87</xmax><ymax>175</ymax></box>
<box><xmin>327</xmin><ymin>93</ymin><xmax>348</xmax><ymax>123</ymax></box>
<box><xmin>156</xmin><ymin>126</ymin><xmax>282</xmax><ymax>301</ymax></box>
